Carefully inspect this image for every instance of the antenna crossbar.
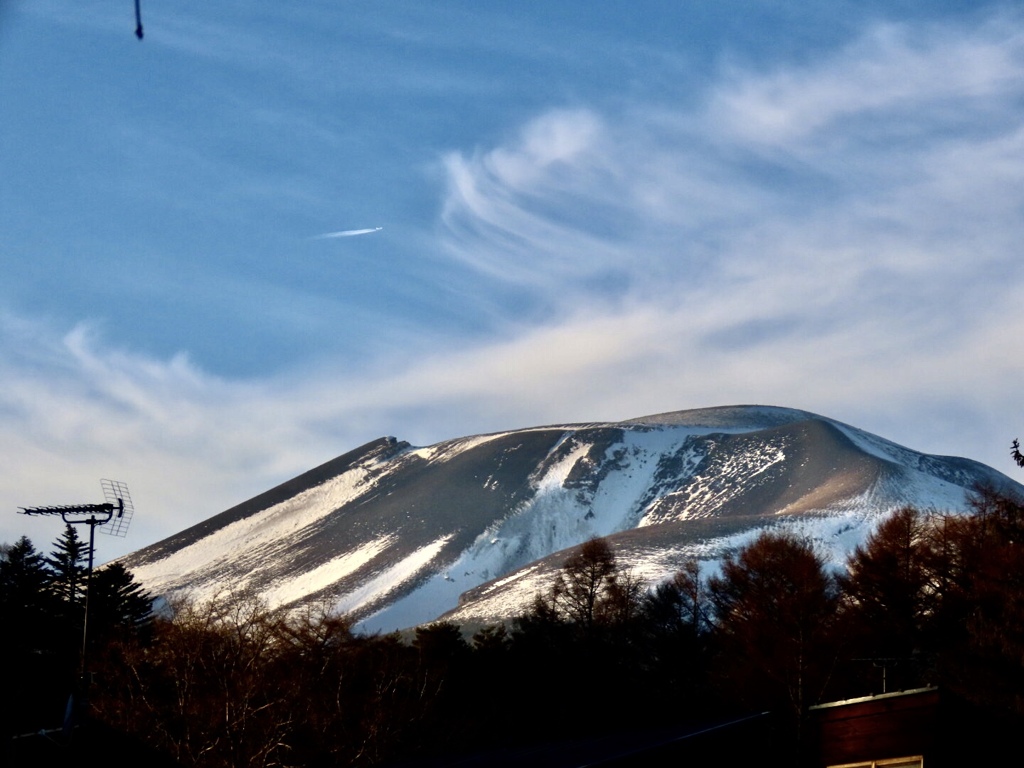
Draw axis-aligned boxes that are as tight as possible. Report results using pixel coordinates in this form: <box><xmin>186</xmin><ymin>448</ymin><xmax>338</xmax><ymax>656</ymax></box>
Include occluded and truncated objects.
<box><xmin>19</xmin><ymin>501</ymin><xmax>120</xmax><ymax>516</ymax></box>
<box><xmin>16</xmin><ymin>479</ymin><xmax>134</xmax><ymax>537</ymax></box>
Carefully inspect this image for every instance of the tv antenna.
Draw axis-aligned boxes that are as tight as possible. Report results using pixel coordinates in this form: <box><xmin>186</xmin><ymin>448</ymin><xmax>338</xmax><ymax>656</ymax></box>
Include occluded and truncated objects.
<box><xmin>17</xmin><ymin>479</ymin><xmax>136</xmax><ymax>731</ymax></box>
<box><xmin>19</xmin><ymin>479</ymin><xmax>134</xmax><ymax>534</ymax></box>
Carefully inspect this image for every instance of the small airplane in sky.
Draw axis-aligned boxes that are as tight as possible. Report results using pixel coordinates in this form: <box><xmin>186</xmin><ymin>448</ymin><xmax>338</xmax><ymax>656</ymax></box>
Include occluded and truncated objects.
<box><xmin>315</xmin><ymin>227</ymin><xmax>384</xmax><ymax>239</ymax></box>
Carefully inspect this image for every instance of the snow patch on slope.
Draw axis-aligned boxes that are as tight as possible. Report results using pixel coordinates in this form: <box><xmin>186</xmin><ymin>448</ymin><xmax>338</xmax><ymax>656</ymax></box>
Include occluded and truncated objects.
<box><xmin>131</xmin><ymin>462</ymin><xmax>381</xmax><ymax>595</ymax></box>
<box><xmin>409</xmin><ymin>432</ymin><xmax>513</xmax><ymax>463</ymax></box>
<box><xmin>337</xmin><ymin>535</ymin><xmax>453</xmax><ymax>619</ymax></box>
<box><xmin>487</xmin><ymin>428</ymin><xmax>695</xmax><ymax>566</ymax></box>
<box><xmin>261</xmin><ymin>536</ymin><xmax>394</xmax><ymax>608</ymax></box>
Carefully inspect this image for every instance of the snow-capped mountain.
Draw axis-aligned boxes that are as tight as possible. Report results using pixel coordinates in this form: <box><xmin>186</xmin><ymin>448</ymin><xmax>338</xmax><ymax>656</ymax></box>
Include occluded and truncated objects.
<box><xmin>122</xmin><ymin>405</ymin><xmax>1022</xmax><ymax>633</ymax></box>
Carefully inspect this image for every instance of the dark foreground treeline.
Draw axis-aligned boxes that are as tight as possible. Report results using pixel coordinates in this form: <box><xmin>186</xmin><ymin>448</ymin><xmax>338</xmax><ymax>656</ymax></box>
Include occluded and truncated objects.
<box><xmin>0</xmin><ymin>524</ymin><xmax>153</xmax><ymax>738</ymax></box>
<box><xmin>4</xmin><ymin>485</ymin><xmax>1024</xmax><ymax>766</ymax></box>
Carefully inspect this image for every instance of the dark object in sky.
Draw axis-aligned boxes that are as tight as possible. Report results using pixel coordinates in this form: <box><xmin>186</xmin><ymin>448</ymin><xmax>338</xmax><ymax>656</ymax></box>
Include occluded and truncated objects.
<box><xmin>1013</xmin><ymin>438</ymin><xmax>1024</xmax><ymax>468</ymax></box>
<box><xmin>134</xmin><ymin>0</ymin><xmax>144</xmax><ymax>40</ymax></box>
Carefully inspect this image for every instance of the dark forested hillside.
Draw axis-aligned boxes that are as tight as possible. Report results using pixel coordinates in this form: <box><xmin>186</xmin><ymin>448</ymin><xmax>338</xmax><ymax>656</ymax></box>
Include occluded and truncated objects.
<box><xmin>0</xmin><ymin>526</ymin><xmax>154</xmax><ymax>763</ymax></box>
<box><xmin>7</xmin><ymin>485</ymin><xmax>1023</xmax><ymax>766</ymax></box>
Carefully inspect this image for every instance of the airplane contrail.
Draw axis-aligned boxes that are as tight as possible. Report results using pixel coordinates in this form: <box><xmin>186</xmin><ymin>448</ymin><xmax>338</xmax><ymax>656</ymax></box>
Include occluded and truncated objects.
<box><xmin>314</xmin><ymin>227</ymin><xmax>383</xmax><ymax>239</ymax></box>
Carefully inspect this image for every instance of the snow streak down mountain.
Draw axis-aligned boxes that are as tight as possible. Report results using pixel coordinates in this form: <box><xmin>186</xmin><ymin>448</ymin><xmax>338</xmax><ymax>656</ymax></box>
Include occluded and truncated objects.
<box><xmin>122</xmin><ymin>406</ymin><xmax>1022</xmax><ymax>633</ymax></box>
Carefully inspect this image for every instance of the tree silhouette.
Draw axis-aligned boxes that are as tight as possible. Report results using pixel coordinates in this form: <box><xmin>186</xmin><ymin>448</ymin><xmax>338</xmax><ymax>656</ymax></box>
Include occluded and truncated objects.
<box><xmin>0</xmin><ymin>535</ymin><xmax>52</xmax><ymax>622</ymax></box>
<box><xmin>638</xmin><ymin>559</ymin><xmax>713</xmax><ymax>717</ymax></box>
<box><xmin>88</xmin><ymin>561</ymin><xmax>154</xmax><ymax>645</ymax></box>
<box><xmin>44</xmin><ymin>524</ymin><xmax>90</xmax><ymax>608</ymax></box>
<box><xmin>839</xmin><ymin>505</ymin><xmax>932</xmax><ymax>687</ymax></box>
<box><xmin>709</xmin><ymin>531</ymin><xmax>839</xmax><ymax>725</ymax></box>
<box><xmin>945</xmin><ymin>486</ymin><xmax>1024</xmax><ymax>718</ymax></box>
<box><xmin>643</xmin><ymin>558</ymin><xmax>709</xmax><ymax>640</ymax></box>
<box><xmin>539</xmin><ymin>537</ymin><xmax>641</xmax><ymax>631</ymax></box>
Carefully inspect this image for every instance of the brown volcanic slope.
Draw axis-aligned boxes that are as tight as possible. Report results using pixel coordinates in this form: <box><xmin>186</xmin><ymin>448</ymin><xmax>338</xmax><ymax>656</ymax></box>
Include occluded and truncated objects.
<box><xmin>123</xmin><ymin>406</ymin><xmax>1021</xmax><ymax>632</ymax></box>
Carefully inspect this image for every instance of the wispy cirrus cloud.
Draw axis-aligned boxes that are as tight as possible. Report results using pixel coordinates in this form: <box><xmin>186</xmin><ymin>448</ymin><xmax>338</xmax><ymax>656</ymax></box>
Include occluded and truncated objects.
<box><xmin>440</xmin><ymin>14</ymin><xmax>1024</xmax><ymax>322</ymax></box>
<box><xmin>5</xmin><ymin>12</ymin><xmax>1024</xmax><ymax>556</ymax></box>
<box><xmin>709</xmin><ymin>19</ymin><xmax>1024</xmax><ymax>148</ymax></box>
<box><xmin>433</xmin><ymin>14</ymin><xmax>1024</xmax><ymax>464</ymax></box>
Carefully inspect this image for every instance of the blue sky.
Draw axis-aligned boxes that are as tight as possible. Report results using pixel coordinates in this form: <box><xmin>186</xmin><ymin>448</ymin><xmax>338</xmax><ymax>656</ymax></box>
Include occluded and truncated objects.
<box><xmin>2</xmin><ymin>1</ymin><xmax>1023</xmax><ymax>559</ymax></box>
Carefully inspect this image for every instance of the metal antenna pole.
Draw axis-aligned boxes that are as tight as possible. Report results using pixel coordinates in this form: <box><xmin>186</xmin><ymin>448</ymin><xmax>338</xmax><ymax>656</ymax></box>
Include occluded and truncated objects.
<box><xmin>17</xmin><ymin>480</ymin><xmax>136</xmax><ymax>734</ymax></box>
<box><xmin>854</xmin><ymin>657</ymin><xmax>901</xmax><ymax>695</ymax></box>
<box><xmin>79</xmin><ymin>514</ymin><xmax>98</xmax><ymax>684</ymax></box>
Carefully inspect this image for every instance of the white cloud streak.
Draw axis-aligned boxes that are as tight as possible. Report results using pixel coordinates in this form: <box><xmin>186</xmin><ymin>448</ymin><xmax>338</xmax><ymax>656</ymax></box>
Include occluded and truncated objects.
<box><xmin>313</xmin><ymin>227</ymin><xmax>383</xmax><ymax>239</ymax></box>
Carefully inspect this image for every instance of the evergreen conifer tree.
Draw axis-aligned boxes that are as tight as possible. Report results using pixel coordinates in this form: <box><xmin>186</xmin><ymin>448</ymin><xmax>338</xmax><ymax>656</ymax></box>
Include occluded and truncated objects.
<box><xmin>1</xmin><ymin>535</ymin><xmax>50</xmax><ymax>609</ymax></box>
<box><xmin>89</xmin><ymin>561</ymin><xmax>154</xmax><ymax>642</ymax></box>
<box><xmin>0</xmin><ymin>535</ymin><xmax>53</xmax><ymax>647</ymax></box>
<box><xmin>0</xmin><ymin>536</ymin><xmax>66</xmax><ymax>736</ymax></box>
<box><xmin>44</xmin><ymin>523</ymin><xmax>90</xmax><ymax>608</ymax></box>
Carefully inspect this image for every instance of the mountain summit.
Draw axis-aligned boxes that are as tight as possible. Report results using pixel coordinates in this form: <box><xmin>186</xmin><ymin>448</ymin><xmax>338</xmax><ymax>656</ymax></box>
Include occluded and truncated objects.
<box><xmin>123</xmin><ymin>405</ymin><xmax>1021</xmax><ymax>632</ymax></box>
